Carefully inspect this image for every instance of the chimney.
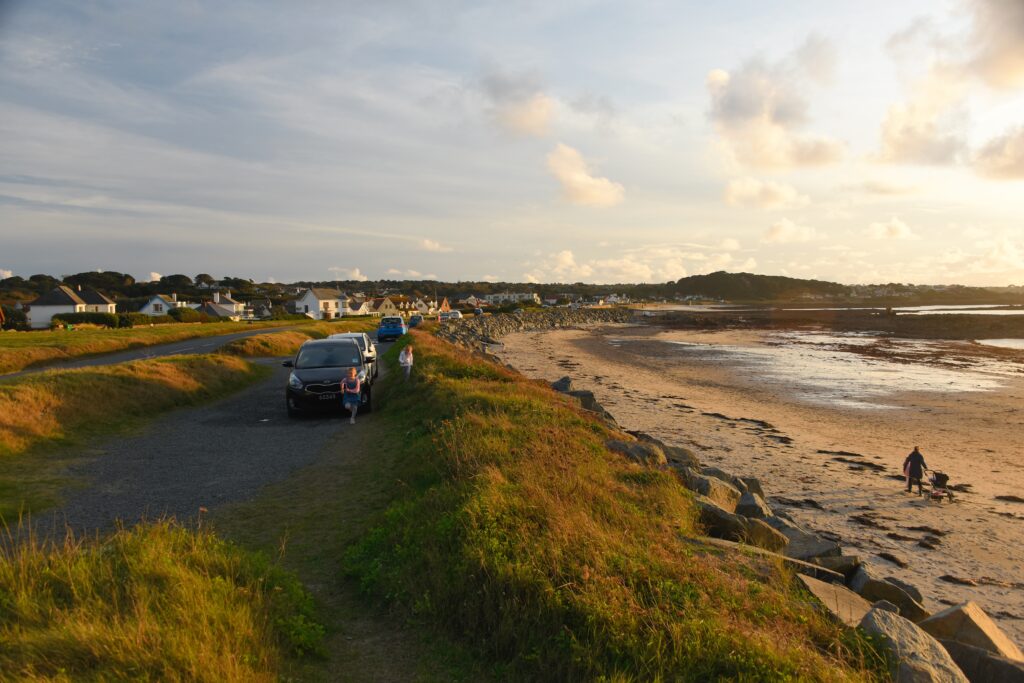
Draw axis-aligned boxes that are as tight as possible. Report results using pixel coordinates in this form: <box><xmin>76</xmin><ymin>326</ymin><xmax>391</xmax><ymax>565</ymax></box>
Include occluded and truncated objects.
<box><xmin>77</xmin><ymin>284</ymin><xmax>82</xmax><ymax>292</ymax></box>
<box><xmin>171</xmin><ymin>292</ymin><xmax>177</xmax><ymax>302</ymax></box>
<box><xmin>213</xmin><ymin>292</ymin><xmax>220</xmax><ymax>303</ymax></box>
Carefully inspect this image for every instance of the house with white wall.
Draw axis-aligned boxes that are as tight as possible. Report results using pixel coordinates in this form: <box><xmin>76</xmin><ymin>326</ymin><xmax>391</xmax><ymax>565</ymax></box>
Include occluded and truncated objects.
<box><xmin>293</xmin><ymin>288</ymin><xmax>342</xmax><ymax>319</ymax></box>
<box><xmin>26</xmin><ymin>286</ymin><xmax>86</xmax><ymax>328</ymax></box>
<box><xmin>79</xmin><ymin>288</ymin><xmax>117</xmax><ymax>313</ymax></box>
<box><xmin>138</xmin><ymin>293</ymin><xmax>192</xmax><ymax>316</ymax></box>
<box><xmin>484</xmin><ymin>292</ymin><xmax>541</xmax><ymax>305</ymax></box>
<box><xmin>342</xmin><ymin>297</ymin><xmax>371</xmax><ymax>316</ymax></box>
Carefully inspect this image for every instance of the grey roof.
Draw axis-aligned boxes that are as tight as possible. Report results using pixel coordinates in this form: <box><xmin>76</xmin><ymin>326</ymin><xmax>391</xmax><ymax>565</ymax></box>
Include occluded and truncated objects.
<box><xmin>196</xmin><ymin>302</ymin><xmax>236</xmax><ymax>317</ymax></box>
<box><xmin>309</xmin><ymin>287</ymin><xmax>341</xmax><ymax>300</ymax></box>
<box><xmin>30</xmin><ymin>286</ymin><xmax>85</xmax><ymax>307</ymax></box>
<box><xmin>78</xmin><ymin>289</ymin><xmax>116</xmax><ymax>305</ymax></box>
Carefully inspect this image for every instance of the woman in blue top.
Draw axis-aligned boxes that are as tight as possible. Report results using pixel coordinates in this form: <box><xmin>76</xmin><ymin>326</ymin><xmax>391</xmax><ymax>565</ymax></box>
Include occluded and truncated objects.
<box><xmin>342</xmin><ymin>367</ymin><xmax>361</xmax><ymax>424</ymax></box>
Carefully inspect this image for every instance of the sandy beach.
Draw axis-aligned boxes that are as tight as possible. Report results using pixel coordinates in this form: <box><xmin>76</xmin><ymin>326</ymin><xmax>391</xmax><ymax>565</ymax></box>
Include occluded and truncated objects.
<box><xmin>495</xmin><ymin>323</ymin><xmax>1024</xmax><ymax>642</ymax></box>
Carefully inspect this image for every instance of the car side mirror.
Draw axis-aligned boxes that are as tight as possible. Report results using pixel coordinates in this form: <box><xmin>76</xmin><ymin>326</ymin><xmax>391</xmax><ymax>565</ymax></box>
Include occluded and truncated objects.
<box><xmin>281</xmin><ymin>360</ymin><xmax>294</xmax><ymax>367</ymax></box>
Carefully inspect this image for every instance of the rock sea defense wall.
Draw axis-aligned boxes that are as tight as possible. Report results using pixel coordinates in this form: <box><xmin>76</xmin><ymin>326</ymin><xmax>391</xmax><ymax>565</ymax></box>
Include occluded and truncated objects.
<box><xmin>435</xmin><ymin>307</ymin><xmax>636</xmax><ymax>348</ymax></box>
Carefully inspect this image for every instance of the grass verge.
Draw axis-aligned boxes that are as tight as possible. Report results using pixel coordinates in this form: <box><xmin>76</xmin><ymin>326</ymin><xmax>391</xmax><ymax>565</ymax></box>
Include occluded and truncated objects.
<box><xmin>0</xmin><ymin>519</ymin><xmax>322</xmax><ymax>680</ymax></box>
<box><xmin>218</xmin><ymin>319</ymin><xmax>376</xmax><ymax>357</ymax></box>
<box><xmin>0</xmin><ymin>320</ymin><xmax>299</xmax><ymax>375</ymax></box>
<box><xmin>341</xmin><ymin>331</ymin><xmax>885</xmax><ymax>681</ymax></box>
<box><xmin>0</xmin><ymin>355</ymin><xmax>268</xmax><ymax>516</ymax></box>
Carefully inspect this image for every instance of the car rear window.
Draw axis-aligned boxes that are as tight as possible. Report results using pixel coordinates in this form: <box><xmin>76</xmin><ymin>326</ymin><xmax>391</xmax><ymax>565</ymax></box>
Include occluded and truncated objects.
<box><xmin>295</xmin><ymin>345</ymin><xmax>362</xmax><ymax>368</ymax></box>
<box><xmin>380</xmin><ymin>317</ymin><xmax>403</xmax><ymax>325</ymax></box>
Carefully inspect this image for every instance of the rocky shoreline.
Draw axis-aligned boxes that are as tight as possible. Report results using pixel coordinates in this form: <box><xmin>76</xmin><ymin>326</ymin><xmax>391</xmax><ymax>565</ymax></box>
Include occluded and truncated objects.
<box><xmin>549</xmin><ymin>375</ymin><xmax>1024</xmax><ymax>682</ymax></box>
<box><xmin>434</xmin><ymin>307</ymin><xmax>636</xmax><ymax>348</ymax></box>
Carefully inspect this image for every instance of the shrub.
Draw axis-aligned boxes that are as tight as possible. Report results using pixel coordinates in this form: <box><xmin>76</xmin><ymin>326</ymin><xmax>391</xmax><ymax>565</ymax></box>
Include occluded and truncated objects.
<box><xmin>51</xmin><ymin>312</ymin><xmax>120</xmax><ymax>328</ymax></box>
<box><xmin>1</xmin><ymin>305</ymin><xmax>27</xmax><ymax>330</ymax></box>
<box><xmin>168</xmin><ymin>307</ymin><xmax>206</xmax><ymax>323</ymax></box>
<box><xmin>122</xmin><ymin>312</ymin><xmax>174</xmax><ymax>326</ymax></box>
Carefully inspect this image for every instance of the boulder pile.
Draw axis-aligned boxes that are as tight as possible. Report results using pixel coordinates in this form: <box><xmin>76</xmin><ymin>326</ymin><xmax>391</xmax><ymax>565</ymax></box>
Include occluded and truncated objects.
<box><xmin>546</xmin><ymin>375</ymin><xmax>1023</xmax><ymax>682</ymax></box>
<box><xmin>435</xmin><ymin>308</ymin><xmax>635</xmax><ymax>349</ymax></box>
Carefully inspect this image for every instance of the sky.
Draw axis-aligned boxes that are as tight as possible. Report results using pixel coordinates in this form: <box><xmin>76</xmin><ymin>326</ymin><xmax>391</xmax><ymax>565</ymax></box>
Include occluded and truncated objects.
<box><xmin>0</xmin><ymin>0</ymin><xmax>1022</xmax><ymax>286</ymax></box>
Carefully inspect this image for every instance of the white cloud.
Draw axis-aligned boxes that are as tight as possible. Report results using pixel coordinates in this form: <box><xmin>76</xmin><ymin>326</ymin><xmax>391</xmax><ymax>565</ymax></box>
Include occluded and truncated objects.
<box><xmin>419</xmin><ymin>238</ymin><xmax>453</xmax><ymax>253</ymax></box>
<box><xmin>521</xmin><ymin>245</ymin><xmax>757</xmax><ymax>284</ymax></box>
<box><xmin>876</xmin><ymin>67</ymin><xmax>967</xmax><ymax>165</ymax></box>
<box><xmin>328</xmin><ymin>266</ymin><xmax>369</xmax><ymax>281</ymax></box>
<box><xmin>385</xmin><ymin>268</ymin><xmax>424</xmax><ymax>277</ymax></box>
<box><xmin>482</xmin><ymin>274</ymin><xmax>499</xmax><ymax>282</ymax></box>
<box><xmin>975</xmin><ymin>126</ymin><xmax>1024</xmax><ymax>179</ymax></box>
<box><xmin>966</xmin><ymin>0</ymin><xmax>1024</xmax><ymax>89</ymax></box>
<box><xmin>848</xmin><ymin>180</ymin><xmax>919</xmax><ymax>195</ymax></box>
<box><xmin>546</xmin><ymin>143</ymin><xmax>624</xmax><ymax>207</ymax></box>
<box><xmin>386</xmin><ymin>268</ymin><xmax>402</xmax><ymax>275</ymax></box>
<box><xmin>718</xmin><ymin>238</ymin><xmax>741</xmax><ymax>251</ymax></box>
<box><xmin>762</xmin><ymin>219</ymin><xmax>818</xmax><ymax>243</ymax></box>
<box><xmin>149</xmin><ymin>272</ymin><xmax>162</xmax><ymax>282</ymax></box>
<box><xmin>866</xmin><ymin>217</ymin><xmax>917</xmax><ymax>240</ymax></box>
<box><xmin>0</xmin><ymin>269</ymin><xmax>12</xmax><ymax>279</ymax></box>
<box><xmin>482</xmin><ymin>71</ymin><xmax>555</xmax><ymax>137</ymax></box>
<box><xmin>707</xmin><ymin>39</ymin><xmax>845</xmax><ymax>168</ymax></box>
<box><xmin>724</xmin><ymin>177</ymin><xmax>809</xmax><ymax>209</ymax></box>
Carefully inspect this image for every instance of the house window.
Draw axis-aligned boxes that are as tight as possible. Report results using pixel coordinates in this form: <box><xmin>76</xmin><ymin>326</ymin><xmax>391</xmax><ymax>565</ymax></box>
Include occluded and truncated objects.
<box><xmin>154</xmin><ymin>303</ymin><xmax>163</xmax><ymax>312</ymax></box>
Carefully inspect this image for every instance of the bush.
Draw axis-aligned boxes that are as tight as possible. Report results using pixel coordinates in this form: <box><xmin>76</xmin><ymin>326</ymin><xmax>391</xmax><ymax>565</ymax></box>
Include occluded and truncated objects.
<box><xmin>1</xmin><ymin>305</ymin><xmax>27</xmax><ymax>330</ymax></box>
<box><xmin>122</xmin><ymin>312</ymin><xmax>174</xmax><ymax>326</ymax></box>
<box><xmin>168</xmin><ymin>307</ymin><xmax>207</xmax><ymax>323</ymax></box>
<box><xmin>51</xmin><ymin>312</ymin><xmax>120</xmax><ymax>328</ymax></box>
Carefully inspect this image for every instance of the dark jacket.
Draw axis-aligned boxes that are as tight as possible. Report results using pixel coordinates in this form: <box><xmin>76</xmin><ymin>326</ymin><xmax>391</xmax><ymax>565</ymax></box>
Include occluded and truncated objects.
<box><xmin>904</xmin><ymin>450</ymin><xmax>927</xmax><ymax>478</ymax></box>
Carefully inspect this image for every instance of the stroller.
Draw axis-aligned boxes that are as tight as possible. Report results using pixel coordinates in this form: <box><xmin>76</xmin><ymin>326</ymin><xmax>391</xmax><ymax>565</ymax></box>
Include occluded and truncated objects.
<box><xmin>924</xmin><ymin>470</ymin><xmax>955</xmax><ymax>503</ymax></box>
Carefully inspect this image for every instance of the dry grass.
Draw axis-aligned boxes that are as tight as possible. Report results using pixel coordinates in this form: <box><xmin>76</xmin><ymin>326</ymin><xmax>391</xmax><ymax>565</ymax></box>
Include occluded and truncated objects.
<box><xmin>0</xmin><ymin>520</ymin><xmax>322</xmax><ymax>681</ymax></box>
<box><xmin>0</xmin><ymin>355</ymin><xmax>268</xmax><ymax>517</ymax></box>
<box><xmin>218</xmin><ymin>319</ymin><xmax>375</xmax><ymax>357</ymax></box>
<box><xmin>343</xmin><ymin>331</ymin><xmax>886</xmax><ymax>681</ymax></box>
<box><xmin>0</xmin><ymin>321</ymin><xmax>296</xmax><ymax>374</ymax></box>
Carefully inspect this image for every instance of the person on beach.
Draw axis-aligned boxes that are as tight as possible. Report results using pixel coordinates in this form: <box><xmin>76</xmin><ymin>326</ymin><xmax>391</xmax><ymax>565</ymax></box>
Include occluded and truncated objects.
<box><xmin>399</xmin><ymin>343</ymin><xmax>414</xmax><ymax>381</ymax></box>
<box><xmin>903</xmin><ymin>446</ymin><xmax>927</xmax><ymax>495</ymax></box>
<box><xmin>341</xmin><ymin>367</ymin><xmax>361</xmax><ymax>424</ymax></box>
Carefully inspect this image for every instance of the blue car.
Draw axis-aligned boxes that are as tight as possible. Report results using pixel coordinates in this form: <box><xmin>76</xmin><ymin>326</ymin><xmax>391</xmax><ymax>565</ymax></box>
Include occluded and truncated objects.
<box><xmin>377</xmin><ymin>315</ymin><xmax>408</xmax><ymax>342</ymax></box>
<box><xmin>408</xmin><ymin>314</ymin><xmax>424</xmax><ymax>328</ymax></box>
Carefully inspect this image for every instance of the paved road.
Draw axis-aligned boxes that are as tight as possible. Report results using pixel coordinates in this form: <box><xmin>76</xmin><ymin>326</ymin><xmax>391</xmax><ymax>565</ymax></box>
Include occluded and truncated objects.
<box><xmin>41</xmin><ymin>339</ymin><xmax>392</xmax><ymax>535</ymax></box>
<box><xmin>2</xmin><ymin>326</ymin><xmax>299</xmax><ymax>380</ymax></box>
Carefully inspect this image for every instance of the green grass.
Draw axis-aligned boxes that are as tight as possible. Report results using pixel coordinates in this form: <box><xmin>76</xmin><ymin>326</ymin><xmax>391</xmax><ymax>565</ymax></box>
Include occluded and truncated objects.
<box><xmin>0</xmin><ymin>355</ymin><xmax>269</xmax><ymax>517</ymax></box>
<box><xmin>0</xmin><ymin>320</ymin><xmax>300</xmax><ymax>374</ymax></box>
<box><xmin>340</xmin><ymin>331</ymin><xmax>886</xmax><ymax>681</ymax></box>
<box><xmin>218</xmin><ymin>319</ymin><xmax>376</xmax><ymax>357</ymax></box>
<box><xmin>0</xmin><ymin>519</ymin><xmax>323</xmax><ymax>681</ymax></box>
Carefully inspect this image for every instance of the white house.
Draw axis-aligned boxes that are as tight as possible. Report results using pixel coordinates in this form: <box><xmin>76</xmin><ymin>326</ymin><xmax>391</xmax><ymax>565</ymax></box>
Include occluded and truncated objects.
<box><xmin>79</xmin><ymin>288</ymin><xmax>117</xmax><ymax>313</ymax></box>
<box><xmin>484</xmin><ymin>292</ymin><xmax>541</xmax><ymax>305</ymax></box>
<box><xmin>138</xmin><ymin>293</ymin><xmax>192</xmax><ymax>316</ymax></box>
<box><xmin>213</xmin><ymin>291</ymin><xmax>248</xmax><ymax>317</ymax></box>
<box><xmin>195</xmin><ymin>301</ymin><xmax>241</xmax><ymax>321</ymax></box>
<box><xmin>342</xmin><ymin>297</ymin><xmax>371</xmax><ymax>316</ymax></box>
<box><xmin>294</xmin><ymin>288</ymin><xmax>343</xmax><ymax>319</ymax></box>
<box><xmin>26</xmin><ymin>286</ymin><xmax>86</xmax><ymax>328</ymax></box>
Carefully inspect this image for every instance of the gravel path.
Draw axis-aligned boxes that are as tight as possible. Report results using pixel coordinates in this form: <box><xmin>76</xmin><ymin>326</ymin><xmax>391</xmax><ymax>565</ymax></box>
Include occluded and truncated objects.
<box><xmin>3</xmin><ymin>326</ymin><xmax>298</xmax><ymax>380</ymax></box>
<box><xmin>43</xmin><ymin>341</ymin><xmax>391</xmax><ymax>535</ymax></box>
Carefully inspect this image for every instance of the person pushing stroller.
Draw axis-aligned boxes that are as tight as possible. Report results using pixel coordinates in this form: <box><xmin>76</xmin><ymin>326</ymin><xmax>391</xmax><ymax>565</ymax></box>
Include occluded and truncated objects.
<box><xmin>903</xmin><ymin>446</ymin><xmax>927</xmax><ymax>495</ymax></box>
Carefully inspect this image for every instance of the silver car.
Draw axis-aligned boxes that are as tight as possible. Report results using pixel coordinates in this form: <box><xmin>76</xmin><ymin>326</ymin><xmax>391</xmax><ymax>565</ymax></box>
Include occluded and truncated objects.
<box><xmin>329</xmin><ymin>332</ymin><xmax>379</xmax><ymax>379</ymax></box>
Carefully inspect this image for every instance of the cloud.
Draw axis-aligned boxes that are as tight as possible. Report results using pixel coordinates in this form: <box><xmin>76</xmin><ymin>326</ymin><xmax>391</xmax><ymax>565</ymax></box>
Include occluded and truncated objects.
<box><xmin>0</xmin><ymin>269</ymin><xmax>12</xmax><ymax>279</ymax></box>
<box><xmin>718</xmin><ymin>238</ymin><xmax>741</xmax><ymax>251</ymax></box>
<box><xmin>149</xmin><ymin>272</ymin><xmax>162</xmax><ymax>282</ymax></box>
<box><xmin>866</xmin><ymin>217</ymin><xmax>917</xmax><ymax>240</ymax></box>
<box><xmin>724</xmin><ymin>177</ymin><xmax>809</xmax><ymax>209</ymax></box>
<box><xmin>876</xmin><ymin>66</ymin><xmax>967</xmax><ymax>165</ymax></box>
<box><xmin>847</xmin><ymin>180</ymin><xmax>919</xmax><ymax>195</ymax></box>
<box><xmin>966</xmin><ymin>0</ymin><xmax>1024</xmax><ymax>89</ymax></box>
<box><xmin>385</xmin><ymin>268</ymin><xmax>423</xmax><ymax>277</ymax></box>
<box><xmin>419</xmin><ymin>238</ymin><xmax>453</xmax><ymax>253</ymax></box>
<box><xmin>522</xmin><ymin>245</ymin><xmax>752</xmax><ymax>284</ymax></box>
<box><xmin>546</xmin><ymin>143</ymin><xmax>624</xmax><ymax>207</ymax></box>
<box><xmin>974</xmin><ymin>126</ymin><xmax>1024</xmax><ymax>179</ymax></box>
<box><xmin>482</xmin><ymin>71</ymin><xmax>555</xmax><ymax>137</ymax></box>
<box><xmin>328</xmin><ymin>266</ymin><xmax>368</xmax><ymax>281</ymax></box>
<box><xmin>762</xmin><ymin>219</ymin><xmax>818</xmax><ymax>243</ymax></box>
<box><xmin>482</xmin><ymin>274</ymin><xmax>499</xmax><ymax>282</ymax></box>
<box><xmin>707</xmin><ymin>38</ymin><xmax>845</xmax><ymax>168</ymax></box>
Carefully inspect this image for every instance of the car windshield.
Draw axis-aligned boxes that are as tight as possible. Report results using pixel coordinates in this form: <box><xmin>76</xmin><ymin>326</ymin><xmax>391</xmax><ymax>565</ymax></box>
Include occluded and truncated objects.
<box><xmin>295</xmin><ymin>344</ymin><xmax>362</xmax><ymax>369</ymax></box>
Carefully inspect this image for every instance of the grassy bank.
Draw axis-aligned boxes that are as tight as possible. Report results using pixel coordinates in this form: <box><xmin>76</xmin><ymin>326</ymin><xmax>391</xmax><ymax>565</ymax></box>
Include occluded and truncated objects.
<box><xmin>0</xmin><ymin>320</ymin><xmax>297</xmax><ymax>375</ymax></box>
<box><xmin>218</xmin><ymin>319</ymin><xmax>376</xmax><ymax>357</ymax></box>
<box><xmin>0</xmin><ymin>355</ymin><xmax>268</xmax><ymax>516</ymax></box>
<box><xmin>0</xmin><ymin>520</ymin><xmax>322</xmax><ymax>680</ymax></box>
<box><xmin>341</xmin><ymin>331</ymin><xmax>883</xmax><ymax>681</ymax></box>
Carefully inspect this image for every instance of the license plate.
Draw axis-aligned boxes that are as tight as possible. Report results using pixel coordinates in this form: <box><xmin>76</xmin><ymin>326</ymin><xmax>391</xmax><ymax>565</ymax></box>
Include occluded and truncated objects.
<box><xmin>318</xmin><ymin>393</ymin><xmax>337</xmax><ymax>401</ymax></box>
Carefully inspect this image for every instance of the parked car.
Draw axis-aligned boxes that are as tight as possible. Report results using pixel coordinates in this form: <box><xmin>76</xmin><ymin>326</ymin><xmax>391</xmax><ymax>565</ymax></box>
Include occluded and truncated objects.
<box><xmin>448</xmin><ymin>310</ymin><xmax>463</xmax><ymax>320</ymax></box>
<box><xmin>329</xmin><ymin>332</ymin><xmax>378</xmax><ymax>378</ymax></box>
<box><xmin>438</xmin><ymin>311</ymin><xmax>451</xmax><ymax>322</ymax></box>
<box><xmin>376</xmin><ymin>315</ymin><xmax>408</xmax><ymax>342</ymax></box>
<box><xmin>283</xmin><ymin>338</ymin><xmax>372</xmax><ymax>417</ymax></box>
<box><xmin>408</xmin><ymin>314</ymin><xmax>424</xmax><ymax>327</ymax></box>
<box><xmin>473</xmin><ymin>308</ymin><xmax>483</xmax><ymax>316</ymax></box>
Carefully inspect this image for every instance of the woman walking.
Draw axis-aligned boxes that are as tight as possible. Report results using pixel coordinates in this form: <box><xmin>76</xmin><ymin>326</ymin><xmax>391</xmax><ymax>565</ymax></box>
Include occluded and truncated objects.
<box><xmin>341</xmin><ymin>366</ymin><xmax>361</xmax><ymax>424</ymax></box>
<box><xmin>399</xmin><ymin>343</ymin><xmax>414</xmax><ymax>381</ymax></box>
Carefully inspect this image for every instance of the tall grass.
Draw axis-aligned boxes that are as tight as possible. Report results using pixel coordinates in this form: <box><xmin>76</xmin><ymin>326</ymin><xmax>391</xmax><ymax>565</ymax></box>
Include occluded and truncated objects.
<box><xmin>344</xmin><ymin>332</ymin><xmax>885</xmax><ymax>681</ymax></box>
<box><xmin>0</xmin><ymin>320</ymin><xmax>297</xmax><ymax>375</ymax></box>
<box><xmin>0</xmin><ymin>520</ymin><xmax>323</xmax><ymax>680</ymax></box>
<box><xmin>0</xmin><ymin>355</ymin><xmax>268</xmax><ymax>516</ymax></box>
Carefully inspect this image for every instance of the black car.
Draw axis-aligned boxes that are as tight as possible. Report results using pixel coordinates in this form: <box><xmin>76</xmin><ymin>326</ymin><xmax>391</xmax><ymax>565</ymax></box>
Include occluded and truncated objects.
<box><xmin>283</xmin><ymin>338</ymin><xmax>372</xmax><ymax>417</ymax></box>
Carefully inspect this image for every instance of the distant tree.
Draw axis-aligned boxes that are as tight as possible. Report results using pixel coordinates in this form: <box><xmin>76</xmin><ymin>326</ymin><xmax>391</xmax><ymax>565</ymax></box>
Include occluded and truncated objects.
<box><xmin>158</xmin><ymin>274</ymin><xmax>193</xmax><ymax>290</ymax></box>
<box><xmin>64</xmin><ymin>271</ymin><xmax>135</xmax><ymax>292</ymax></box>
<box><xmin>220</xmin><ymin>276</ymin><xmax>254</xmax><ymax>293</ymax></box>
<box><xmin>195</xmin><ymin>273</ymin><xmax>216</xmax><ymax>286</ymax></box>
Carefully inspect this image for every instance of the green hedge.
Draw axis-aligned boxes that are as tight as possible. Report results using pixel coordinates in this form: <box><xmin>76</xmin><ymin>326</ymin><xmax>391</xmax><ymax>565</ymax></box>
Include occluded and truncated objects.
<box><xmin>168</xmin><ymin>307</ymin><xmax>209</xmax><ymax>323</ymax></box>
<box><xmin>51</xmin><ymin>312</ymin><xmax>120</xmax><ymax>328</ymax></box>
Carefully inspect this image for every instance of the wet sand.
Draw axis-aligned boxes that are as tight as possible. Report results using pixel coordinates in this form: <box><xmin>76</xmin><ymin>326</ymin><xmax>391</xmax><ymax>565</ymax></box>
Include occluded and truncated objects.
<box><xmin>496</xmin><ymin>324</ymin><xmax>1024</xmax><ymax>642</ymax></box>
